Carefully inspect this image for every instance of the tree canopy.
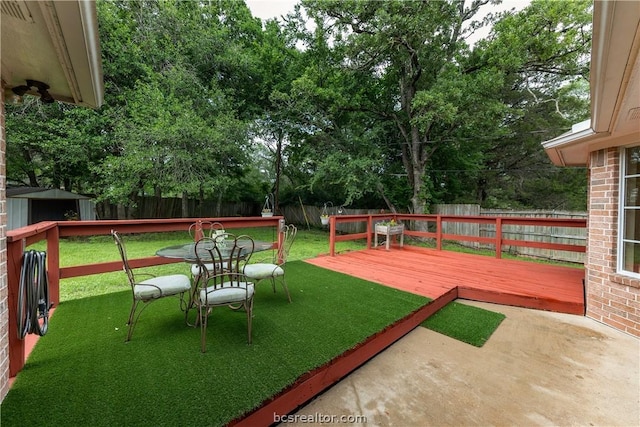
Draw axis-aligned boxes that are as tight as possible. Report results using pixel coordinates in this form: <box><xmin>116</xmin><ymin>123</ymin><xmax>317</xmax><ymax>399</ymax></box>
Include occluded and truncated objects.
<box><xmin>5</xmin><ymin>0</ymin><xmax>592</xmax><ymax>216</ymax></box>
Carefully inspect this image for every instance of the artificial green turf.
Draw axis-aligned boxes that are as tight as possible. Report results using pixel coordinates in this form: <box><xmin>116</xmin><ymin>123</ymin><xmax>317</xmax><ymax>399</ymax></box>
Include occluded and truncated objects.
<box><xmin>1</xmin><ymin>261</ymin><xmax>427</xmax><ymax>426</ymax></box>
<box><xmin>421</xmin><ymin>301</ymin><xmax>506</xmax><ymax>347</ymax></box>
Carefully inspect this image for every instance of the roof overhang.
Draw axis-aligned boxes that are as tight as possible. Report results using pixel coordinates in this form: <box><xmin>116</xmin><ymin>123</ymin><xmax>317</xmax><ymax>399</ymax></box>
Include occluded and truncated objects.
<box><xmin>542</xmin><ymin>0</ymin><xmax>640</xmax><ymax>166</ymax></box>
<box><xmin>1</xmin><ymin>0</ymin><xmax>104</xmax><ymax>108</ymax></box>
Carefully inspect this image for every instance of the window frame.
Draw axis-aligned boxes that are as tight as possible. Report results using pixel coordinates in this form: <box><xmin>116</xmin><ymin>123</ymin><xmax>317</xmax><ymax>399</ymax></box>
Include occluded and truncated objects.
<box><xmin>618</xmin><ymin>146</ymin><xmax>640</xmax><ymax>277</ymax></box>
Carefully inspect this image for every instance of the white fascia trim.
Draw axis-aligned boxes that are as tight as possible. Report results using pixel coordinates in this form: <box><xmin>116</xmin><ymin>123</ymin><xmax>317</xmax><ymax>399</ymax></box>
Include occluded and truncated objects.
<box><xmin>541</xmin><ymin>120</ymin><xmax>611</xmax><ymax>166</ymax></box>
<box><xmin>78</xmin><ymin>0</ymin><xmax>104</xmax><ymax>108</ymax></box>
<box><xmin>38</xmin><ymin>0</ymin><xmax>104</xmax><ymax>108</ymax></box>
<box><xmin>542</xmin><ymin>120</ymin><xmax>598</xmax><ymax>149</ymax></box>
<box><xmin>590</xmin><ymin>0</ymin><xmax>616</xmax><ymax>131</ymax></box>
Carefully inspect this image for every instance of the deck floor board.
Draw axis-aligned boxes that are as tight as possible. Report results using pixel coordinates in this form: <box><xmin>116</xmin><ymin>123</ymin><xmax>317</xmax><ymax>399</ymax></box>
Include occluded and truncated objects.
<box><xmin>306</xmin><ymin>246</ymin><xmax>585</xmax><ymax>314</ymax></box>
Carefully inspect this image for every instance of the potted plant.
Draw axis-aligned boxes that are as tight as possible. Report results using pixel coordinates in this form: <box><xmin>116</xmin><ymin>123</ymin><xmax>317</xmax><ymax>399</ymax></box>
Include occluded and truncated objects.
<box><xmin>374</xmin><ymin>218</ymin><xmax>405</xmax><ymax>250</ymax></box>
<box><xmin>320</xmin><ymin>201</ymin><xmax>333</xmax><ymax>226</ymax></box>
<box><xmin>375</xmin><ymin>219</ymin><xmax>404</xmax><ymax>234</ymax></box>
<box><xmin>261</xmin><ymin>193</ymin><xmax>274</xmax><ymax>217</ymax></box>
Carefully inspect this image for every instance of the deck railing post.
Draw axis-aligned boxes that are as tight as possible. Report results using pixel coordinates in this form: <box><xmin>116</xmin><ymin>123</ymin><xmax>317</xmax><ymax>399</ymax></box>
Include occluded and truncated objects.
<box><xmin>277</xmin><ymin>218</ymin><xmax>286</xmax><ymax>264</ymax></box>
<box><xmin>46</xmin><ymin>226</ymin><xmax>60</xmax><ymax>306</ymax></box>
<box><xmin>7</xmin><ymin>238</ymin><xmax>26</xmax><ymax>377</ymax></box>
<box><xmin>329</xmin><ymin>216</ymin><xmax>336</xmax><ymax>256</ymax></box>
<box><xmin>367</xmin><ymin>216</ymin><xmax>373</xmax><ymax>249</ymax></box>
<box><xmin>436</xmin><ymin>215</ymin><xmax>442</xmax><ymax>250</ymax></box>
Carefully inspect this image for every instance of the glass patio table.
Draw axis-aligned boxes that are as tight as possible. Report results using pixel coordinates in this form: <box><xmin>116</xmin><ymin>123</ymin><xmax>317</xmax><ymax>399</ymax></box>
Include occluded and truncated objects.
<box><xmin>157</xmin><ymin>239</ymin><xmax>275</xmax><ymax>324</ymax></box>
<box><xmin>156</xmin><ymin>239</ymin><xmax>273</xmax><ymax>262</ymax></box>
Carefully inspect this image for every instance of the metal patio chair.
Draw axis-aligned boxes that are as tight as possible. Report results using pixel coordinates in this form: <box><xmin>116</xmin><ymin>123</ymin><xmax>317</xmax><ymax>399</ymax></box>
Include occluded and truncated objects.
<box><xmin>192</xmin><ymin>233</ymin><xmax>255</xmax><ymax>352</ymax></box>
<box><xmin>242</xmin><ymin>224</ymin><xmax>296</xmax><ymax>303</ymax></box>
<box><xmin>188</xmin><ymin>220</ymin><xmax>225</xmax><ymax>241</ymax></box>
<box><xmin>112</xmin><ymin>230</ymin><xmax>191</xmax><ymax>341</ymax></box>
<box><xmin>188</xmin><ymin>221</ymin><xmax>227</xmax><ymax>286</ymax></box>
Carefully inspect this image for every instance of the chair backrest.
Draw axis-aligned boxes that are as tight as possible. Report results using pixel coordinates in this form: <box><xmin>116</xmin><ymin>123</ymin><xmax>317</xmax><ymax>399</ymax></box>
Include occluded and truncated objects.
<box><xmin>194</xmin><ymin>233</ymin><xmax>255</xmax><ymax>280</ymax></box>
<box><xmin>276</xmin><ymin>224</ymin><xmax>297</xmax><ymax>266</ymax></box>
<box><xmin>188</xmin><ymin>221</ymin><xmax>225</xmax><ymax>241</ymax></box>
<box><xmin>195</xmin><ymin>234</ymin><xmax>254</xmax><ymax>306</ymax></box>
<box><xmin>111</xmin><ymin>230</ymin><xmax>135</xmax><ymax>288</ymax></box>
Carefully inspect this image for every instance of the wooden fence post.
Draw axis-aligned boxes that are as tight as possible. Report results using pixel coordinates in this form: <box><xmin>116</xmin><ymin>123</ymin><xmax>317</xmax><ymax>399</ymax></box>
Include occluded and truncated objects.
<box><xmin>495</xmin><ymin>217</ymin><xmax>503</xmax><ymax>259</ymax></box>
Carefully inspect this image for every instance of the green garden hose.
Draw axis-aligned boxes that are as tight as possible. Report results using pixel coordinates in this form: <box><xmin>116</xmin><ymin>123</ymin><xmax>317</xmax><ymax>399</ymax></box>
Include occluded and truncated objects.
<box><xmin>17</xmin><ymin>250</ymin><xmax>50</xmax><ymax>339</ymax></box>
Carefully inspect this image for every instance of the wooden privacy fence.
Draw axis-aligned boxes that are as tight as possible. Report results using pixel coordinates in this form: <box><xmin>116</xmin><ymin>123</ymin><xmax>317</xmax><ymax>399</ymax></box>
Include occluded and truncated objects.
<box><xmin>433</xmin><ymin>205</ymin><xmax>587</xmax><ymax>263</ymax></box>
<box><xmin>96</xmin><ymin>198</ymin><xmax>259</xmax><ymax>219</ymax></box>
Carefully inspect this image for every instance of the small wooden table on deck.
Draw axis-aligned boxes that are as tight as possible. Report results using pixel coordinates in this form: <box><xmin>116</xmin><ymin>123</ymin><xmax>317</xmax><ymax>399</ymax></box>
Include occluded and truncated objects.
<box><xmin>374</xmin><ymin>224</ymin><xmax>404</xmax><ymax>251</ymax></box>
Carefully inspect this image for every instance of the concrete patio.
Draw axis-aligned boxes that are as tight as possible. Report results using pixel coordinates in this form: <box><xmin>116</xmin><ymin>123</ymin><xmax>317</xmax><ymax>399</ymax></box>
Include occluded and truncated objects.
<box><xmin>285</xmin><ymin>301</ymin><xmax>639</xmax><ymax>426</ymax></box>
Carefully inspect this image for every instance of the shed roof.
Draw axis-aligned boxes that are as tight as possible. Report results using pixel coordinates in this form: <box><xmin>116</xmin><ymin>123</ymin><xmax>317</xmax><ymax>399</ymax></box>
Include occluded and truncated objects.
<box><xmin>7</xmin><ymin>187</ymin><xmax>91</xmax><ymax>200</ymax></box>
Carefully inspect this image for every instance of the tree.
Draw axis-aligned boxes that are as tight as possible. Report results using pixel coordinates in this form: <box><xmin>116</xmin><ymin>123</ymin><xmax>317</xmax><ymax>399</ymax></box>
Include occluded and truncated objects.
<box><xmin>4</xmin><ymin>0</ymin><xmax>593</xmax><ymax>216</ymax></box>
<box><xmin>247</xmin><ymin>18</ymin><xmax>303</xmax><ymax>212</ymax></box>
<box><xmin>290</xmin><ymin>0</ymin><xmax>503</xmax><ymax>213</ymax></box>
<box><xmin>290</xmin><ymin>0</ymin><xmax>591</xmax><ymax>212</ymax></box>
<box><xmin>5</xmin><ymin>98</ymin><xmax>108</xmax><ymax>192</ymax></box>
<box><xmin>474</xmin><ymin>0</ymin><xmax>592</xmax><ymax>209</ymax></box>
<box><xmin>90</xmin><ymin>0</ymin><xmax>256</xmax><ymax>215</ymax></box>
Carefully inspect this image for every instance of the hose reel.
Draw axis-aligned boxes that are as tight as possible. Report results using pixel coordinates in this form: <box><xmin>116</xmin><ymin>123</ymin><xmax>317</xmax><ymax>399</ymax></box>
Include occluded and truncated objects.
<box><xmin>17</xmin><ymin>250</ymin><xmax>51</xmax><ymax>339</ymax></box>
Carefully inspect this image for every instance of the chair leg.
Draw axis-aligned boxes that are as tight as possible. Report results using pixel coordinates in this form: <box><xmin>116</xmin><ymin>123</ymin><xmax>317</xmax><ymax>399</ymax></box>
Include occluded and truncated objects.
<box><xmin>185</xmin><ymin>284</ymin><xmax>198</xmax><ymax>327</ymax></box>
<box><xmin>280</xmin><ymin>276</ymin><xmax>292</xmax><ymax>303</ymax></box>
<box><xmin>246</xmin><ymin>298</ymin><xmax>253</xmax><ymax>345</ymax></box>
<box><xmin>126</xmin><ymin>300</ymin><xmax>140</xmax><ymax>342</ymax></box>
<box><xmin>272</xmin><ymin>276</ymin><xmax>291</xmax><ymax>303</ymax></box>
<box><xmin>200</xmin><ymin>306</ymin><xmax>208</xmax><ymax>353</ymax></box>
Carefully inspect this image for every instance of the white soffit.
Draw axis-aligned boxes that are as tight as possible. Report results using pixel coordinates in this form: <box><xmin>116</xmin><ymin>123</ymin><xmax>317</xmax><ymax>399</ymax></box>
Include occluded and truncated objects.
<box><xmin>1</xmin><ymin>0</ymin><xmax>104</xmax><ymax>108</ymax></box>
<box><xmin>542</xmin><ymin>0</ymin><xmax>640</xmax><ymax>167</ymax></box>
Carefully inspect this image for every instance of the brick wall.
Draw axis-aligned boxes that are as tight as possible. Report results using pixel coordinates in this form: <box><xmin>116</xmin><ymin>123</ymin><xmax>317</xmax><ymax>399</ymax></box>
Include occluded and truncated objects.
<box><xmin>0</xmin><ymin>80</ymin><xmax>8</xmax><ymax>401</ymax></box>
<box><xmin>586</xmin><ymin>148</ymin><xmax>640</xmax><ymax>337</ymax></box>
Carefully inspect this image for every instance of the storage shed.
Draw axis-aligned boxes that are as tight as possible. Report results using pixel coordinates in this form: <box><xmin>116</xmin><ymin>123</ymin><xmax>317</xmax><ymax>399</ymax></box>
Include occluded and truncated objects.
<box><xmin>7</xmin><ymin>187</ymin><xmax>96</xmax><ymax>230</ymax></box>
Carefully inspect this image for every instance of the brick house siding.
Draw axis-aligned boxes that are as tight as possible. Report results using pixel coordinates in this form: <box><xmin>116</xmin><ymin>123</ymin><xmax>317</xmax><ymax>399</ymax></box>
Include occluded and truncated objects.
<box><xmin>1</xmin><ymin>81</ymin><xmax>9</xmax><ymax>401</ymax></box>
<box><xmin>586</xmin><ymin>148</ymin><xmax>640</xmax><ymax>338</ymax></box>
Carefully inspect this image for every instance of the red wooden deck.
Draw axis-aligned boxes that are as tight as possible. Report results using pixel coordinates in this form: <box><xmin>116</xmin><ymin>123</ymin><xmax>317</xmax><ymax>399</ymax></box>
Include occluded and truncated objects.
<box><xmin>306</xmin><ymin>245</ymin><xmax>585</xmax><ymax>315</ymax></box>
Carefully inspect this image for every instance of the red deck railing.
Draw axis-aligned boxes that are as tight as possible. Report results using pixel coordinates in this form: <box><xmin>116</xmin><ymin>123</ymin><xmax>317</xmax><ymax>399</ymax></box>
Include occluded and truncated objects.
<box><xmin>6</xmin><ymin>217</ymin><xmax>284</xmax><ymax>377</ymax></box>
<box><xmin>328</xmin><ymin>214</ymin><xmax>587</xmax><ymax>257</ymax></box>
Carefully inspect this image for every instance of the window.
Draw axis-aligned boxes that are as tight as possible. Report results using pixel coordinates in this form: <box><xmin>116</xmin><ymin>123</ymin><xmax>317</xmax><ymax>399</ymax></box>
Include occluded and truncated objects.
<box><xmin>620</xmin><ymin>146</ymin><xmax>640</xmax><ymax>275</ymax></box>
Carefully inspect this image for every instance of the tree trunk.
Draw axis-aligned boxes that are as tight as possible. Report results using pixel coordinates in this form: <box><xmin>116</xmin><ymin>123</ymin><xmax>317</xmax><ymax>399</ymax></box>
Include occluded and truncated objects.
<box><xmin>23</xmin><ymin>151</ymin><xmax>40</xmax><ymax>187</ymax></box>
<box><xmin>274</xmin><ymin>131</ymin><xmax>283</xmax><ymax>214</ymax></box>
<box><xmin>215</xmin><ymin>190</ymin><xmax>223</xmax><ymax>217</ymax></box>
<box><xmin>155</xmin><ymin>186</ymin><xmax>162</xmax><ymax>218</ymax></box>
<box><xmin>198</xmin><ymin>185</ymin><xmax>205</xmax><ymax>217</ymax></box>
<box><xmin>117</xmin><ymin>203</ymin><xmax>126</xmax><ymax>220</ymax></box>
<box><xmin>181</xmin><ymin>191</ymin><xmax>189</xmax><ymax>218</ymax></box>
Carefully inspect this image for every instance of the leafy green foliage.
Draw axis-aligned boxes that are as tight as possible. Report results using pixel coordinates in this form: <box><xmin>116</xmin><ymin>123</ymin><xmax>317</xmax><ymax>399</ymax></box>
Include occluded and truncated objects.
<box><xmin>5</xmin><ymin>0</ymin><xmax>591</xmax><ymax>214</ymax></box>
